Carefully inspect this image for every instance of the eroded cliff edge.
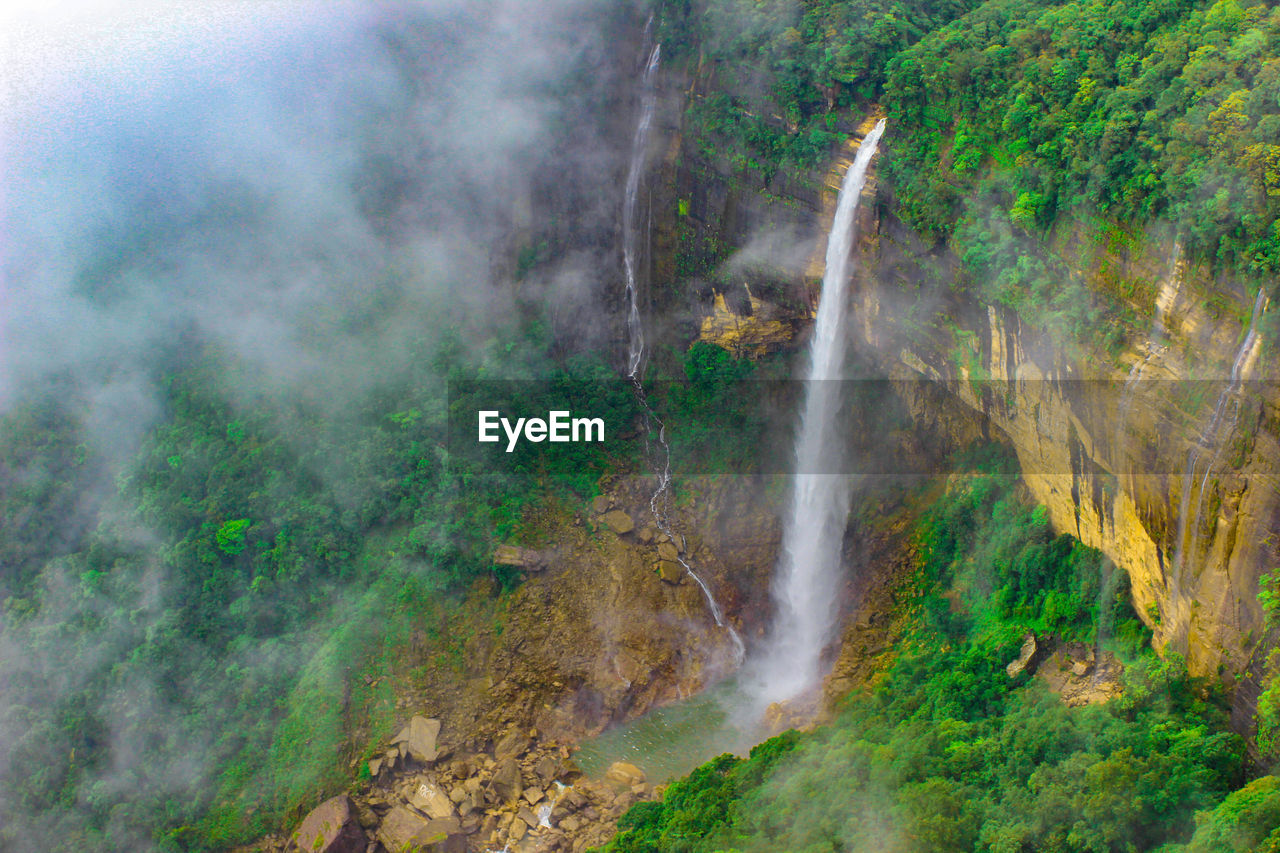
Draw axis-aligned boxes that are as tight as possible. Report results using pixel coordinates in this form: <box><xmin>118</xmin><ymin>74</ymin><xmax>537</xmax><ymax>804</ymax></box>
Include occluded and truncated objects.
<box><xmin>664</xmin><ymin>92</ymin><xmax>1280</xmax><ymax>730</ymax></box>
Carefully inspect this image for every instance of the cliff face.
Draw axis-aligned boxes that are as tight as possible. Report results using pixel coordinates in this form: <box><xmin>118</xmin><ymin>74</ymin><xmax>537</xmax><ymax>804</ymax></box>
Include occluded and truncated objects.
<box><xmin>660</xmin><ymin>94</ymin><xmax>1280</xmax><ymax>720</ymax></box>
<box><xmin>852</xmin><ymin>204</ymin><xmax>1280</xmax><ymax>695</ymax></box>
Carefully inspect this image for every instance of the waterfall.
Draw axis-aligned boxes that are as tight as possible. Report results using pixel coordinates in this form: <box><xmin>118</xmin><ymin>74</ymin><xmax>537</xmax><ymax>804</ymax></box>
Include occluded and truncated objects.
<box><xmin>750</xmin><ymin>118</ymin><xmax>887</xmax><ymax>705</ymax></box>
<box><xmin>1173</xmin><ymin>287</ymin><xmax>1269</xmax><ymax>582</ymax></box>
<box><xmin>1115</xmin><ymin>242</ymin><xmax>1179</xmax><ymax>478</ymax></box>
<box><xmin>537</xmin><ymin>781</ymin><xmax>569</xmax><ymax>829</ymax></box>
<box><xmin>623</xmin><ymin>42</ymin><xmax>660</xmax><ymax>379</ymax></box>
<box><xmin>620</xmin><ymin>31</ymin><xmax>743</xmax><ymax>662</ymax></box>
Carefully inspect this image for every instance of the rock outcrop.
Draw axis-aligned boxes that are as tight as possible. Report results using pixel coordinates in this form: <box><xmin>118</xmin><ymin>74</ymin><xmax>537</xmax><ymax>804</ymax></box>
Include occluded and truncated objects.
<box><xmin>848</xmin><ymin>211</ymin><xmax>1280</xmax><ymax>709</ymax></box>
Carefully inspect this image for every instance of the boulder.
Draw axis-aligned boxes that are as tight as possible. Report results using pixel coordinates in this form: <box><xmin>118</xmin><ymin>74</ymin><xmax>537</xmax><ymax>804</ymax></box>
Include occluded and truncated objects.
<box><xmin>604</xmin><ymin>761</ymin><xmax>646</xmax><ymax>787</ymax></box>
<box><xmin>410</xmin><ymin>782</ymin><xmax>456</xmax><ymax>821</ymax></box>
<box><xmin>493</xmin><ymin>544</ymin><xmax>545</xmax><ymax>570</ymax></box>
<box><xmin>494</xmin><ymin>729</ymin><xmax>530</xmax><ymax>762</ymax></box>
<box><xmin>657</xmin><ymin>542</ymin><xmax>678</xmax><ymax>562</ymax></box>
<box><xmin>657</xmin><ymin>560</ymin><xmax>684</xmax><ymax>584</ymax></box>
<box><xmin>292</xmin><ymin>794</ymin><xmax>367</xmax><ymax>853</ymax></box>
<box><xmin>600</xmin><ymin>510</ymin><xmax>634</xmax><ymax>534</ymax></box>
<box><xmin>517</xmin><ymin>806</ymin><xmax>540</xmax><ymax>828</ymax></box>
<box><xmin>488</xmin><ymin>757</ymin><xmax>523</xmax><ymax>803</ymax></box>
<box><xmin>377</xmin><ymin>806</ymin><xmax>429</xmax><ymax>852</ymax></box>
<box><xmin>418</xmin><ymin>817</ymin><xmax>466</xmax><ymax>852</ymax></box>
<box><xmin>393</xmin><ymin>716</ymin><xmax>441</xmax><ymax>763</ymax></box>
<box><xmin>591</xmin><ymin>496</ymin><xmax>612</xmax><ymax>514</ymax></box>
<box><xmin>533</xmin><ymin>754</ymin><xmax>564</xmax><ymax>786</ymax></box>
<box><xmin>1006</xmin><ymin>634</ymin><xmax>1038</xmax><ymax>678</ymax></box>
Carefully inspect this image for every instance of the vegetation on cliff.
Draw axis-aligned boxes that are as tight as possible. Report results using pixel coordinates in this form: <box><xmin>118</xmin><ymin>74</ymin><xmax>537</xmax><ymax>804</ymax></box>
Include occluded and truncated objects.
<box><xmin>884</xmin><ymin>0</ymin><xmax>1280</xmax><ymax>342</ymax></box>
<box><xmin>664</xmin><ymin>0</ymin><xmax>1280</xmax><ymax>347</ymax></box>
<box><xmin>0</xmin><ymin>308</ymin><xmax>781</xmax><ymax>852</ymax></box>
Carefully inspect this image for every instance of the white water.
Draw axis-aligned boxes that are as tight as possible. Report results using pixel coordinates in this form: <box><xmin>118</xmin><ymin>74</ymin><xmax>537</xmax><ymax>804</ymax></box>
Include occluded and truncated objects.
<box><xmin>749</xmin><ymin>119</ymin><xmax>887</xmax><ymax>706</ymax></box>
<box><xmin>536</xmin><ymin>781</ymin><xmax>569</xmax><ymax>829</ymax></box>
<box><xmin>619</xmin><ymin>34</ymin><xmax>743</xmax><ymax>663</ymax></box>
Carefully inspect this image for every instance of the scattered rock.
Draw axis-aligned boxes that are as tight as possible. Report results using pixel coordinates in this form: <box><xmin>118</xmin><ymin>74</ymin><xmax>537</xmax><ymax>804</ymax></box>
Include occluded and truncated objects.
<box><xmin>292</xmin><ymin>795</ymin><xmax>367</xmax><ymax>853</ymax></box>
<box><xmin>591</xmin><ymin>496</ymin><xmax>612</xmax><ymax>514</ymax></box>
<box><xmin>1006</xmin><ymin>633</ymin><xmax>1038</xmax><ymax>678</ymax></box>
<box><xmin>393</xmin><ymin>716</ymin><xmax>441</xmax><ymax>764</ymax></box>
<box><xmin>637</xmin><ymin>526</ymin><xmax>655</xmax><ymax>544</ymax></box>
<box><xmin>604</xmin><ymin>761</ymin><xmax>646</xmax><ymax>788</ymax></box>
<box><xmin>1040</xmin><ymin>645</ymin><xmax>1124</xmax><ymax>707</ymax></box>
<box><xmin>523</xmin><ymin>787</ymin><xmax>544</xmax><ymax>806</ymax></box>
<box><xmin>601</xmin><ymin>510</ymin><xmax>634</xmax><ymax>534</ymax></box>
<box><xmin>368</xmin><ymin>757</ymin><xmax>382</xmax><ymax>777</ymax></box>
<box><xmin>517</xmin><ymin>806</ymin><xmax>540</xmax><ymax>828</ymax></box>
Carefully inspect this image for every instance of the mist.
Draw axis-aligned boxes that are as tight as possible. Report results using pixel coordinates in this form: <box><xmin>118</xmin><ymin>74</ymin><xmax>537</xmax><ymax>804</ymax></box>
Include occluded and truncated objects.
<box><xmin>0</xmin><ymin>2</ymin><xmax>633</xmax><ymax>850</ymax></box>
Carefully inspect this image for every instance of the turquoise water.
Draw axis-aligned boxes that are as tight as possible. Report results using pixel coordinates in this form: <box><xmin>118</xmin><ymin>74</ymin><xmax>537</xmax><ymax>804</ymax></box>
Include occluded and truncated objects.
<box><xmin>572</xmin><ymin>680</ymin><xmax>766</xmax><ymax>783</ymax></box>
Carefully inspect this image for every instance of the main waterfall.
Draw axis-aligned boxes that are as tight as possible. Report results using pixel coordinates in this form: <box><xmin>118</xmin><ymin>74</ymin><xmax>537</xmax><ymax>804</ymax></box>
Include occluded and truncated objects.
<box><xmin>751</xmin><ymin>118</ymin><xmax>887</xmax><ymax>706</ymax></box>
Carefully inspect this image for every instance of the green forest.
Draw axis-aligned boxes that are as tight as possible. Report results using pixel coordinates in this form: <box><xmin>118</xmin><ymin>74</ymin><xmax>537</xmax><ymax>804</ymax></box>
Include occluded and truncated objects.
<box><xmin>664</xmin><ymin>0</ymin><xmax>1280</xmax><ymax>345</ymax></box>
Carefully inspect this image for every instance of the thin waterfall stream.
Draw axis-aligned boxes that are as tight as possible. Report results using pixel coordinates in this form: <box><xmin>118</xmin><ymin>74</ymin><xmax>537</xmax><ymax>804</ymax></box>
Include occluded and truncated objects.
<box><xmin>620</xmin><ymin>35</ymin><xmax>744</xmax><ymax>662</ymax></box>
<box><xmin>1173</xmin><ymin>287</ymin><xmax>1269</xmax><ymax>584</ymax></box>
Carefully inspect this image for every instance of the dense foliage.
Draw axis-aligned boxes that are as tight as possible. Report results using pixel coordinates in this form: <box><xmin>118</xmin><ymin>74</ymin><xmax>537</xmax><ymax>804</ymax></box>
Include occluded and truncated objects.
<box><xmin>663</xmin><ymin>0</ymin><xmax>1280</xmax><ymax>346</ymax></box>
<box><xmin>599</xmin><ymin>453</ymin><xmax>1254</xmax><ymax>852</ymax></box>
<box><xmin>657</xmin><ymin>0</ymin><xmax>984</xmax><ymax>180</ymax></box>
<box><xmin>0</xmin><ymin>316</ymin><xmax>639</xmax><ymax>851</ymax></box>
<box><xmin>883</xmin><ymin>0</ymin><xmax>1280</xmax><ymax>339</ymax></box>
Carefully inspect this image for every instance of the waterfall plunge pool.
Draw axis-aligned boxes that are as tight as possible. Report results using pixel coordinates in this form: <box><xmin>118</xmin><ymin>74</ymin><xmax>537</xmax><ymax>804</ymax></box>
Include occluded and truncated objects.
<box><xmin>572</xmin><ymin>679</ymin><xmax>772</xmax><ymax>785</ymax></box>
